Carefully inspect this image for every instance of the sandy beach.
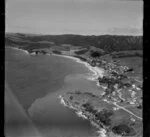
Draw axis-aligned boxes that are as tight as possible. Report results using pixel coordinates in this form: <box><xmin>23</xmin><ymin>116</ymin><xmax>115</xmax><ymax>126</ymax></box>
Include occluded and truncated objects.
<box><xmin>52</xmin><ymin>53</ymin><xmax>104</xmax><ymax>81</ymax></box>
<box><xmin>9</xmin><ymin>47</ymin><xmax>29</xmax><ymax>55</ymax></box>
<box><xmin>8</xmin><ymin>47</ymin><xmax>104</xmax><ymax>82</ymax></box>
<box><xmin>8</xmin><ymin>47</ymin><xmax>105</xmax><ymax>93</ymax></box>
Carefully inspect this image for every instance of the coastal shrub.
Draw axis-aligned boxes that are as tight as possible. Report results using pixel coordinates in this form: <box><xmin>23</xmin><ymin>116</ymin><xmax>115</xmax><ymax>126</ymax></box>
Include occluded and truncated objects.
<box><xmin>95</xmin><ymin>109</ymin><xmax>113</xmax><ymax>126</ymax></box>
<box><xmin>74</xmin><ymin>49</ymin><xmax>88</xmax><ymax>55</ymax></box>
<box><xmin>105</xmin><ymin>86</ymin><xmax>113</xmax><ymax>95</ymax></box>
<box><xmin>69</xmin><ymin>96</ymin><xmax>73</xmax><ymax>100</ymax></box>
<box><xmin>74</xmin><ymin>90</ymin><xmax>81</xmax><ymax>94</ymax></box>
<box><xmin>84</xmin><ymin>92</ymin><xmax>97</xmax><ymax>97</ymax></box>
<box><xmin>73</xmin><ymin>55</ymin><xmax>87</xmax><ymax>62</ymax></box>
<box><xmin>123</xmin><ymin>83</ymin><xmax>131</xmax><ymax>88</ymax></box>
<box><xmin>82</xmin><ymin>103</ymin><xmax>97</xmax><ymax>114</ymax></box>
<box><xmin>112</xmin><ymin>124</ymin><xmax>135</xmax><ymax>136</ymax></box>
<box><xmin>137</xmin><ymin>104</ymin><xmax>142</xmax><ymax>109</ymax></box>
<box><xmin>90</xmin><ymin>51</ymin><xmax>101</xmax><ymax>58</ymax></box>
<box><xmin>98</xmin><ymin>76</ymin><xmax>117</xmax><ymax>84</ymax></box>
<box><xmin>52</xmin><ymin>50</ymin><xmax>62</xmax><ymax>54</ymax></box>
<box><xmin>125</xmin><ymin>68</ymin><xmax>134</xmax><ymax>72</ymax></box>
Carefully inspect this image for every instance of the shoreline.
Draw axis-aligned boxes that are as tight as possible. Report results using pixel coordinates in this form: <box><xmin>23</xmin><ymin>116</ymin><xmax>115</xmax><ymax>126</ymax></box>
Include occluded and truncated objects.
<box><xmin>7</xmin><ymin>46</ymin><xmax>30</xmax><ymax>55</ymax></box>
<box><xmin>8</xmin><ymin>46</ymin><xmax>105</xmax><ymax>93</ymax></box>
<box><xmin>59</xmin><ymin>95</ymin><xmax>107</xmax><ymax>137</ymax></box>
<box><xmin>8</xmin><ymin>47</ymin><xmax>104</xmax><ymax>83</ymax></box>
<box><xmin>52</xmin><ymin>53</ymin><xmax>104</xmax><ymax>81</ymax></box>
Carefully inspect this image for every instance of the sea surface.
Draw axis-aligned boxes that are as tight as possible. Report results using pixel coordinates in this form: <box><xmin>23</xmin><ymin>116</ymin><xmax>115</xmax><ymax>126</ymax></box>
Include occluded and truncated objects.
<box><xmin>5</xmin><ymin>47</ymin><xmax>103</xmax><ymax>137</ymax></box>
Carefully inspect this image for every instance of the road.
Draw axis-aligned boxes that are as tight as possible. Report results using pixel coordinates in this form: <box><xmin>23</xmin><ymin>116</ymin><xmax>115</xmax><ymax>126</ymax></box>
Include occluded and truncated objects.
<box><xmin>103</xmin><ymin>99</ymin><xmax>142</xmax><ymax>120</ymax></box>
<box><xmin>113</xmin><ymin>102</ymin><xmax>142</xmax><ymax>120</ymax></box>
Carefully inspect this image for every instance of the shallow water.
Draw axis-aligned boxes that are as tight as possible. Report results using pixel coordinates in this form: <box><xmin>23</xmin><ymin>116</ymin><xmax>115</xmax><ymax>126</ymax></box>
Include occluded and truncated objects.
<box><xmin>5</xmin><ymin>47</ymin><xmax>103</xmax><ymax>137</ymax></box>
<box><xmin>28</xmin><ymin>73</ymin><xmax>103</xmax><ymax>137</ymax></box>
<box><xmin>5</xmin><ymin>83</ymin><xmax>42</xmax><ymax>137</ymax></box>
<box><xmin>5</xmin><ymin>47</ymin><xmax>91</xmax><ymax>110</ymax></box>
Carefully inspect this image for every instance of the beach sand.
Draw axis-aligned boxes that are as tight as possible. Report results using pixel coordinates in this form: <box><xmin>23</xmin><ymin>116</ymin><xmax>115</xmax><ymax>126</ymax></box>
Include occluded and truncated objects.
<box><xmin>9</xmin><ymin>47</ymin><xmax>104</xmax><ymax>81</ymax></box>
<box><xmin>52</xmin><ymin>54</ymin><xmax>104</xmax><ymax>81</ymax></box>
<box><xmin>10</xmin><ymin>47</ymin><xmax>29</xmax><ymax>55</ymax></box>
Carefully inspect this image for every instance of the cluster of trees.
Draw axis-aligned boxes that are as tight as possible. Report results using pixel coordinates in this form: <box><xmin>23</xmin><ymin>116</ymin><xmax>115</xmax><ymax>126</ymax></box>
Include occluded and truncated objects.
<box><xmin>52</xmin><ymin>50</ymin><xmax>62</xmax><ymax>54</ymax></box>
<box><xmin>82</xmin><ymin>103</ymin><xmax>97</xmax><ymax>114</ymax></box>
<box><xmin>90</xmin><ymin>51</ymin><xmax>102</xmax><ymax>58</ymax></box>
<box><xmin>112</xmin><ymin>124</ymin><xmax>135</xmax><ymax>136</ymax></box>
<box><xmin>98</xmin><ymin>76</ymin><xmax>120</xmax><ymax>85</ymax></box>
<box><xmin>137</xmin><ymin>104</ymin><xmax>142</xmax><ymax>109</ymax></box>
<box><xmin>82</xmin><ymin>103</ymin><xmax>113</xmax><ymax>126</ymax></box>
<box><xmin>74</xmin><ymin>49</ymin><xmax>88</xmax><ymax>55</ymax></box>
<box><xmin>95</xmin><ymin>109</ymin><xmax>113</xmax><ymax>126</ymax></box>
<box><xmin>37</xmin><ymin>35</ymin><xmax>143</xmax><ymax>52</ymax></box>
<box><xmin>98</xmin><ymin>75</ymin><xmax>132</xmax><ymax>96</ymax></box>
<box><xmin>73</xmin><ymin>55</ymin><xmax>87</xmax><ymax>62</ymax></box>
<box><xmin>111</xmin><ymin>51</ymin><xmax>143</xmax><ymax>58</ymax></box>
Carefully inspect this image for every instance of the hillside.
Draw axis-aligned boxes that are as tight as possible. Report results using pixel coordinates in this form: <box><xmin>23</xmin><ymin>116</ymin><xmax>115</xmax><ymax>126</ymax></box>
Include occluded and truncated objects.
<box><xmin>5</xmin><ymin>33</ymin><xmax>142</xmax><ymax>53</ymax></box>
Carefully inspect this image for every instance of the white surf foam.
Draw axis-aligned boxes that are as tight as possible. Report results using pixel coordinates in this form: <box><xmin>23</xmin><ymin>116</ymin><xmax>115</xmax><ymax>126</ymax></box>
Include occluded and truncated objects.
<box><xmin>52</xmin><ymin>54</ymin><xmax>104</xmax><ymax>82</ymax></box>
<box><xmin>11</xmin><ymin>47</ymin><xmax>29</xmax><ymax>55</ymax></box>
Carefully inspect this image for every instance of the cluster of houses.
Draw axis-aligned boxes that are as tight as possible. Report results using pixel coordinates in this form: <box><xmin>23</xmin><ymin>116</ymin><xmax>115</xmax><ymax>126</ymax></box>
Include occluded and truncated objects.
<box><xmin>29</xmin><ymin>49</ymin><xmax>50</xmax><ymax>55</ymax></box>
<box><xmin>85</xmin><ymin>57</ymin><xmax>142</xmax><ymax>108</ymax></box>
<box><xmin>100</xmin><ymin>76</ymin><xmax>142</xmax><ymax>107</ymax></box>
<box><xmin>86</xmin><ymin>56</ymin><xmax>132</xmax><ymax>75</ymax></box>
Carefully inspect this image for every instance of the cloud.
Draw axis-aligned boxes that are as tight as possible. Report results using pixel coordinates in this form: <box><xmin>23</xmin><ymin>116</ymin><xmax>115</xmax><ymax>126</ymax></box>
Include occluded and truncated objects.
<box><xmin>108</xmin><ymin>27</ymin><xmax>143</xmax><ymax>35</ymax></box>
<box><xmin>118</xmin><ymin>0</ymin><xmax>143</xmax><ymax>1</ymax></box>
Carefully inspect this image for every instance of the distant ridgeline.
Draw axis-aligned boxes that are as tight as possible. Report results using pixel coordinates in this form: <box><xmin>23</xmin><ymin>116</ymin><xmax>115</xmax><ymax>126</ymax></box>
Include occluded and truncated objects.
<box><xmin>5</xmin><ymin>33</ymin><xmax>143</xmax><ymax>53</ymax></box>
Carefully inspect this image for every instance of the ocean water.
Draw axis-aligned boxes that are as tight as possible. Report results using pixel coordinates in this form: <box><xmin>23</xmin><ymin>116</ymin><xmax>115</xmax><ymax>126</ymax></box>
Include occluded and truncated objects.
<box><xmin>5</xmin><ymin>47</ymin><xmax>103</xmax><ymax>137</ymax></box>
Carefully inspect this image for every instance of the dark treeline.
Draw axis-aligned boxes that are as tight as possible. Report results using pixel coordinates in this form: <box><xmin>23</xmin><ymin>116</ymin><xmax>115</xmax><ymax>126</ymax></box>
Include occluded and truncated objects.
<box><xmin>5</xmin><ymin>37</ymin><xmax>54</xmax><ymax>52</ymax></box>
<box><xmin>5</xmin><ymin>33</ymin><xmax>142</xmax><ymax>53</ymax></box>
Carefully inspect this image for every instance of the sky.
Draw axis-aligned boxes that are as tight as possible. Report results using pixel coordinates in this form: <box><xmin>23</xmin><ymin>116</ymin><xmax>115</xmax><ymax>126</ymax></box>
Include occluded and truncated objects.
<box><xmin>6</xmin><ymin>0</ymin><xmax>143</xmax><ymax>35</ymax></box>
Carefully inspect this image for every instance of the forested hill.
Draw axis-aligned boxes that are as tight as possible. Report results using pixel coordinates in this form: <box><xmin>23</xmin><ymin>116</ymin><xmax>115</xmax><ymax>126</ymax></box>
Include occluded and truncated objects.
<box><xmin>5</xmin><ymin>33</ymin><xmax>142</xmax><ymax>53</ymax></box>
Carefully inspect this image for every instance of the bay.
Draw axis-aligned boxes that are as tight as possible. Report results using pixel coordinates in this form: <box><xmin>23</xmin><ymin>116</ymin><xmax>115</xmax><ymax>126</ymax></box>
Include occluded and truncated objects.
<box><xmin>5</xmin><ymin>47</ymin><xmax>103</xmax><ymax>137</ymax></box>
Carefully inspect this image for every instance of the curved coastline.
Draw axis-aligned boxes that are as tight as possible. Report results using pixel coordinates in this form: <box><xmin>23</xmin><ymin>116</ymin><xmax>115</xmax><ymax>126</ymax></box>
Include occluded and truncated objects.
<box><xmin>8</xmin><ymin>47</ymin><xmax>30</xmax><ymax>55</ymax></box>
<box><xmin>9</xmin><ymin>47</ymin><xmax>106</xmax><ymax>136</ymax></box>
<box><xmin>9</xmin><ymin>46</ymin><xmax>104</xmax><ymax>83</ymax></box>
<box><xmin>59</xmin><ymin>95</ymin><xmax>108</xmax><ymax>137</ymax></box>
<box><xmin>52</xmin><ymin>53</ymin><xmax>104</xmax><ymax>81</ymax></box>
